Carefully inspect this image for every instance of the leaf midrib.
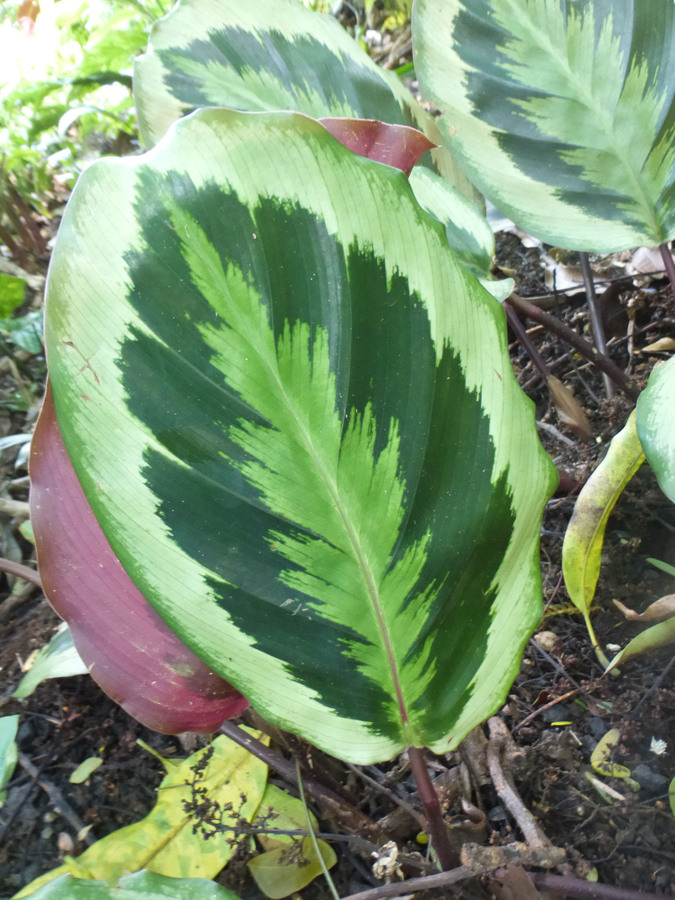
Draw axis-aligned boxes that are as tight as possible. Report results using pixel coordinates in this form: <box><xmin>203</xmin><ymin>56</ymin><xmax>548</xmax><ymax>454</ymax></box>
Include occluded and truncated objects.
<box><xmin>265</xmin><ymin>351</ymin><xmax>410</xmax><ymax>730</ymax></box>
<box><xmin>223</xmin><ymin>292</ymin><xmax>411</xmax><ymax>732</ymax></box>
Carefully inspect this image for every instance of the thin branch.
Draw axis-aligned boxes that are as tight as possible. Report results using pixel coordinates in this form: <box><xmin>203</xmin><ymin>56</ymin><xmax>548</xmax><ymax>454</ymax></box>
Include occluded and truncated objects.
<box><xmin>338</xmin><ymin>864</ymin><xmax>481</xmax><ymax>900</ymax></box>
<box><xmin>579</xmin><ymin>251</ymin><xmax>613</xmax><ymax>398</ymax></box>
<box><xmin>504</xmin><ymin>303</ymin><xmax>551</xmax><ymax>381</ymax></box>
<box><xmin>18</xmin><ymin>753</ymin><xmax>94</xmax><ymax>846</ymax></box>
<box><xmin>344</xmin><ymin>761</ymin><xmax>421</xmax><ymax>826</ymax></box>
<box><xmin>218</xmin><ymin>721</ymin><xmax>378</xmax><ymax>836</ymax></box>
<box><xmin>486</xmin><ymin>718</ymin><xmax>551</xmax><ymax>850</ymax></box>
<box><xmin>407</xmin><ymin>746</ymin><xmax>458</xmax><ymax>870</ymax></box>
<box><xmin>530</xmin><ymin>871</ymin><xmax>666</xmax><ymax>900</ymax></box>
<box><xmin>513</xmin><ymin>688</ymin><xmax>580</xmax><ymax>733</ymax></box>
<box><xmin>506</xmin><ymin>293</ymin><xmax>640</xmax><ymax>401</ymax></box>
<box><xmin>0</xmin><ymin>557</ymin><xmax>42</xmax><ymax>587</ymax></box>
<box><xmin>0</xmin><ymin>497</ymin><xmax>31</xmax><ymax>520</ymax></box>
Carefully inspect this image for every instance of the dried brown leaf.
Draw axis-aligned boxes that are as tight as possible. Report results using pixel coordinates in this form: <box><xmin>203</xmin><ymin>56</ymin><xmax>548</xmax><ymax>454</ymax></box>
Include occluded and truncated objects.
<box><xmin>612</xmin><ymin>595</ymin><xmax>675</xmax><ymax>621</ymax></box>
<box><xmin>548</xmin><ymin>376</ymin><xmax>593</xmax><ymax>441</ymax></box>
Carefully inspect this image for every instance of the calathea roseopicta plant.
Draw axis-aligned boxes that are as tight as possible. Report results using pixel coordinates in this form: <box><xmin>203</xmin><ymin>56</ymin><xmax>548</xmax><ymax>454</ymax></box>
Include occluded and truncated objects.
<box><xmin>24</xmin><ymin>0</ymin><xmax>674</xmax><ymax>876</ymax></box>
<box><xmin>30</xmin><ymin>56</ymin><xmax>558</xmax><ymax>881</ymax></box>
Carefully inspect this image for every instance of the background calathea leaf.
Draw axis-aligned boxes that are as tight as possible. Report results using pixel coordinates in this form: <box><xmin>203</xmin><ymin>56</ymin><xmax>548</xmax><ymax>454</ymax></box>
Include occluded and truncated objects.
<box><xmin>44</xmin><ymin>108</ymin><xmax>556</xmax><ymax>763</ymax></box>
<box><xmin>636</xmin><ymin>356</ymin><xmax>675</xmax><ymax>504</ymax></box>
<box><xmin>132</xmin><ymin>0</ymin><xmax>500</xmax><ymax>281</ymax></box>
<box><xmin>413</xmin><ymin>0</ymin><xmax>675</xmax><ymax>251</ymax></box>
<box><xmin>29</xmin><ymin>385</ymin><xmax>249</xmax><ymax>734</ymax></box>
<box><xmin>133</xmin><ymin>0</ymin><xmax>474</xmax><ymax>197</ymax></box>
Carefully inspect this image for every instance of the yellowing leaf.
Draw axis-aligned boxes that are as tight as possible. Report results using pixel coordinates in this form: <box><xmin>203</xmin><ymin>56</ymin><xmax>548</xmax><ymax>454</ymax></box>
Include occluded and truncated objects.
<box><xmin>613</xmin><ymin>595</ymin><xmax>675</xmax><ymax>622</ymax></box>
<box><xmin>15</xmin><ymin>733</ymin><xmax>268</xmax><ymax>898</ymax></box>
<box><xmin>248</xmin><ymin>837</ymin><xmax>336</xmax><ymax>900</ymax></box>
<box><xmin>606</xmin><ymin>616</ymin><xmax>675</xmax><ymax>673</ymax></box>
<box><xmin>562</xmin><ymin>410</ymin><xmax>645</xmax><ymax>665</ymax></box>
<box><xmin>254</xmin><ymin>784</ymin><xmax>319</xmax><ymax>851</ymax></box>
<box><xmin>590</xmin><ymin>729</ymin><xmax>638</xmax><ymax>791</ymax></box>
<box><xmin>248</xmin><ymin>784</ymin><xmax>336</xmax><ymax>899</ymax></box>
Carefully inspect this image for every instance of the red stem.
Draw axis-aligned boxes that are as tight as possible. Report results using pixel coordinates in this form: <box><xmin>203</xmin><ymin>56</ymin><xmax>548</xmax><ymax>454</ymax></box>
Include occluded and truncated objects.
<box><xmin>407</xmin><ymin>745</ymin><xmax>458</xmax><ymax>870</ymax></box>
<box><xmin>506</xmin><ymin>293</ymin><xmax>640</xmax><ymax>401</ymax></box>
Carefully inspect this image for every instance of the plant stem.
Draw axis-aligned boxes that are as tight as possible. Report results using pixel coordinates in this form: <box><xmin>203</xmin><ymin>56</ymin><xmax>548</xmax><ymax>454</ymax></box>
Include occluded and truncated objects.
<box><xmin>659</xmin><ymin>242</ymin><xmax>675</xmax><ymax>301</ymax></box>
<box><xmin>0</xmin><ymin>557</ymin><xmax>41</xmax><ymax>587</ymax></box>
<box><xmin>407</xmin><ymin>745</ymin><xmax>458</xmax><ymax>870</ymax></box>
<box><xmin>579</xmin><ymin>252</ymin><xmax>613</xmax><ymax>399</ymax></box>
<box><xmin>506</xmin><ymin>293</ymin><xmax>640</xmax><ymax>401</ymax></box>
<box><xmin>504</xmin><ymin>303</ymin><xmax>550</xmax><ymax>381</ymax></box>
<box><xmin>529</xmin><ymin>871</ymin><xmax>661</xmax><ymax>900</ymax></box>
<box><xmin>584</xmin><ymin>612</ymin><xmax>610</xmax><ymax>669</ymax></box>
<box><xmin>219</xmin><ymin>721</ymin><xmax>378</xmax><ymax>836</ymax></box>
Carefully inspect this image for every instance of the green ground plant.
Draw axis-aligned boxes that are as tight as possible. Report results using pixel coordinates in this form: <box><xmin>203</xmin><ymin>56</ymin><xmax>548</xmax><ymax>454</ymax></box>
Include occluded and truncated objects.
<box><xmin>0</xmin><ymin>0</ymin><xmax>168</xmax><ymax>264</ymax></box>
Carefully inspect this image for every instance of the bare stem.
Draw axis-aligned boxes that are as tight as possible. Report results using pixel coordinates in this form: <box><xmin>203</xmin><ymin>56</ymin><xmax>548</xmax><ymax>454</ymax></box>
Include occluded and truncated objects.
<box><xmin>506</xmin><ymin>293</ymin><xmax>639</xmax><ymax>402</ymax></box>
<box><xmin>339</xmin><ymin>864</ymin><xmax>479</xmax><ymax>900</ymax></box>
<box><xmin>579</xmin><ymin>252</ymin><xmax>613</xmax><ymax>398</ymax></box>
<box><xmin>0</xmin><ymin>557</ymin><xmax>42</xmax><ymax>587</ymax></box>
<box><xmin>659</xmin><ymin>242</ymin><xmax>675</xmax><ymax>302</ymax></box>
<box><xmin>407</xmin><ymin>745</ymin><xmax>458</xmax><ymax>870</ymax></box>
<box><xmin>504</xmin><ymin>303</ymin><xmax>550</xmax><ymax>381</ymax></box>
<box><xmin>530</xmin><ymin>871</ymin><xmax>663</xmax><ymax>900</ymax></box>
<box><xmin>219</xmin><ymin>720</ymin><xmax>378</xmax><ymax>836</ymax></box>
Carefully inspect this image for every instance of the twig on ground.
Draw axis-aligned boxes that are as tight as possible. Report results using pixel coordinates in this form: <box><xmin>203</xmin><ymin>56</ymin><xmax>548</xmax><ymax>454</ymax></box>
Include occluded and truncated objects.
<box><xmin>513</xmin><ymin>688</ymin><xmax>580</xmax><ymax>732</ymax></box>
<box><xmin>632</xmin><ymin>654</ymin><xmax>675</xmax><ymax>711</ymax></box>
<box><xmin>529</xmin><ymin>637</ymin><xmax>583</xmax><ymax>690</ymax></box>
<box><xmin>18</xmin><ymin>752</ymin><xmax>94</xmax><ymax>846</ymax></box>
<box><xmin>338</xmin><ymin>863</ymin><xmax>482</xmax><ymax>900</ymax></box>
<box><xmin>507</xmin><ymin>293</ymin><xmax>640</xmax><ymax>401</ymax></box>
<box><xmin>219</xmin><ymin>721</ymin><xmax>379</xmax><ymax>836</ymax></box>
<box><xmin>530</xmin><ymin>871</ymin><xmax>668</xmax><ymax>900</ymax></box>
<box><xmin>0</xmin><ymin>498</ymin><xmax>31</xmax><ymax>520</ymax></box>
<box><xmin>536</xmin><ymin>420</ymin><xmax>576</xmax><ymax>447</ymax></box>
<box><xmin>345</xmin><ymin>761</ymin><xmax>421</xmax><ymax>827</ymax></box>
<box><xmin>486</xmin><ymin>717</ymin><xmax>551</xmax><ymax>850</ymax></box>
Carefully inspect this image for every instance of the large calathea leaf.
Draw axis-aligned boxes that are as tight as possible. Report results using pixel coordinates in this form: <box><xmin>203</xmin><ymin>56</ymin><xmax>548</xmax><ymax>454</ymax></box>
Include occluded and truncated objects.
<box><xmin>413</xmin><ymin>0</ymin><xmax>675</xmax><ymax>251</ymax></box>
<box><xmin>133</xmin><ymin>0</ymin><xmax>478</xmax><ymax>205</ymax></box>
<box><xmin>45</xmin><ymin>108</ymin><xmax>556</xmax><ymax>763</ymax></box>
